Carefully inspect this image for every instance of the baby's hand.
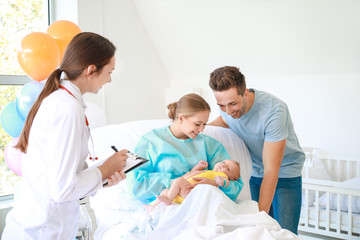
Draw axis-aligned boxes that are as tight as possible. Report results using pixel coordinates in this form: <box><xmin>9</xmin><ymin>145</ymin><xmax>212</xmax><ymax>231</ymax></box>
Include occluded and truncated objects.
<box><xmin>215</xmin><ymin>175</ymin><xmax>226</xmax><ymax>187</ymax></box>
<box><xmin>191</xmin><ymin>160</ymin><xmax>208</xmax><ymax>172</ymax></box>
<box><xmin>198</xmin><ymin>160</ymin><xmax>208</xmax><ymax>169</ymax></box>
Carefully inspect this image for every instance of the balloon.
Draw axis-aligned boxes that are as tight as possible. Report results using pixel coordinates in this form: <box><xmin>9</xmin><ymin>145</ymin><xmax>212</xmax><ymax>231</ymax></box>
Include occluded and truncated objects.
<box><xmin>47</xmin><ymin>20</ymin><xmax>81</xmax><ymax>62</ymax></box>
<box><xmin>15</xmin><ymin>81</ymin><xmax>44</xmax><ymax>120</ymax></box>
<box><xmin>0</xmin><ymin>102</ymin><xmax>25</xmax><ymax>137</ymax></box>
<box><xmin>85</xmin><ymin>101</ymin><xmax>107</xmax><ymax>129</ymax></box>
<box><xmin>4</xmin><ymin>137</ymin><xmax>23</xmax><ymax>176</ymax></box>
<box><xmin>17</xmin><ymin>32</ymin><xmax>61</xmax><ymax>81</ymax></box>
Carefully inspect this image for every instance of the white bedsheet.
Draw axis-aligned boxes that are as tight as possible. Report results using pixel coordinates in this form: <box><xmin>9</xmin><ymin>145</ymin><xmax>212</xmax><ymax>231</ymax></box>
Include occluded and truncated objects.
<box><xmin>89</xmin><ymin>121</ymin><xmax>299</xmax><ymax>239</ymax></box>
<box><xmin>93</xmin><ymin>185</ymin><xmax>300</xmax><ymax>240</ymax></box>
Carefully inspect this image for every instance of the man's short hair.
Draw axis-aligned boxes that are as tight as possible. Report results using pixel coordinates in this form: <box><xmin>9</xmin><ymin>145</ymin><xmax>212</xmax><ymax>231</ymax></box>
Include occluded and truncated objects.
<box><xmin>209</xmin><ymin>66</ymin><xmax>246</xmax><ymax>95</ymax></box>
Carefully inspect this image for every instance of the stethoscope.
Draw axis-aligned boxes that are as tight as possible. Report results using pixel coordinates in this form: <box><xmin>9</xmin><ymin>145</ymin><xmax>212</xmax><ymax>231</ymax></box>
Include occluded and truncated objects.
<box><xmin>59</xmin><ymin>85</ymin><xmax>98</xmax><ymax>161</ymax></box>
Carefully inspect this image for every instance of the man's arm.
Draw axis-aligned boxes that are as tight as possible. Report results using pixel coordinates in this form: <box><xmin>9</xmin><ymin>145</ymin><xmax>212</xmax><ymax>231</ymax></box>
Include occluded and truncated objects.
<box><xmin>208</xmin><ymin>116</ymin><xmax>229</xmax><ymax>128</ymax></box>
<box><xmin>258</xmin><ymin>139</ymin><xmax>286</xmax><ymax>213</ymax></box>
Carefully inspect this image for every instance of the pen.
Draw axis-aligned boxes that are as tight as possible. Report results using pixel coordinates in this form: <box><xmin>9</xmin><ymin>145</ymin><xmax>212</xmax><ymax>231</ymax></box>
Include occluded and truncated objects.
<box><xmin>113</xmin><ymin>145</ymin><xmax>134</xmax><ymax>157</ymax></box>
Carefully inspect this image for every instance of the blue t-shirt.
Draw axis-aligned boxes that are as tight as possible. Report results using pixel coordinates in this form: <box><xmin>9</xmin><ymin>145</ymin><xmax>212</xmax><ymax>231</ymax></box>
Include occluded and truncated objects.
<box><xmin>220</xmin><ymin>89</ymin><xmax>305</xmax><ymax>178</ymax></box>
<box><xmin>128</xmin><ymin>126</ymin><xmax>243</xmax><ymax>204</ymax></box>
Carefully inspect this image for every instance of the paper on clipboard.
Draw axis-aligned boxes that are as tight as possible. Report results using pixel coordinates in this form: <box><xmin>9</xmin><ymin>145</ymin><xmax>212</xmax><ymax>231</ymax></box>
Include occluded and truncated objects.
<box><xmin>123</xmin><ymin>152</ymin><xmax>149</xmax><ymax>173</ymax></box>
<box><xmin>102</xmin><ymin>150</ymin><xmax>149</xmax><ymax>186</ymax></box>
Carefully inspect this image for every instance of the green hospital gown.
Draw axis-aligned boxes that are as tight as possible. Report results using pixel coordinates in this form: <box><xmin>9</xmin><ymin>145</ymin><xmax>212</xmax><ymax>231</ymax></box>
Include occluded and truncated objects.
<box><xmin>128</xmin><ymin>126</ymin><xmax>243</xmax><ymax>204</ymax></box>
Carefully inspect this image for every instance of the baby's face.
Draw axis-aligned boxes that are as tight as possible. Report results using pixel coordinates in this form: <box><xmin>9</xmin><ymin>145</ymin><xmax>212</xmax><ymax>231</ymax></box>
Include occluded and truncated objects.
<box><xmin>213</xmin><ymin>160</ymin><xmax>240</xmax><ymax>180</ymax></box>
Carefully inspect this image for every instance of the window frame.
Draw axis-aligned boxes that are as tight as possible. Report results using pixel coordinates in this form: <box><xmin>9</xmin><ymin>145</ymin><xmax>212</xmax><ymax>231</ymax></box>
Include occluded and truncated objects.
<box><xmin>0</xmin><ymin>0</ymin><xmax>50</xmax><ymax>200</ymax></box>
<box><xmin>0</xmin><ymin>75</ymin><xmax>32</xmax><ymax>85</ymax></box>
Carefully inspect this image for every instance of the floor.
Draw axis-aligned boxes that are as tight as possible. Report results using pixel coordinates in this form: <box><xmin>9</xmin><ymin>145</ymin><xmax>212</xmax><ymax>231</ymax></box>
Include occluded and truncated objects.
<box><xmin>298</xmin><ymin>232</ymin><xmax>341</xmax><ymax>240</ymax></box>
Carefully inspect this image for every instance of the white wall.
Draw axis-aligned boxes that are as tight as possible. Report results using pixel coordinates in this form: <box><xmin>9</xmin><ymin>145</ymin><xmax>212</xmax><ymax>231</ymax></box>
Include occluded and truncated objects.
<box><xmin>58</xmin><ymin>0</ymin><xmax>170</xmax><ymax>124</ymax></box>
<box><xmin>130</xmin><ymin>0</ymin><xmax>360</xmax><ymax>158</ymax></box>
<box><xmin>99</xmin><ymin>0</ymin><xmax>169</xmax><ymax>123</ymax></box>
<box><xmin>50</xmin><ymin>0</ymin><xmax>109</xmax><ymax>116</ymax></box>
<box><xmin>71</xmin><ymin>0</ymin><xmax>359</xmax><ymax>158</ymax></box>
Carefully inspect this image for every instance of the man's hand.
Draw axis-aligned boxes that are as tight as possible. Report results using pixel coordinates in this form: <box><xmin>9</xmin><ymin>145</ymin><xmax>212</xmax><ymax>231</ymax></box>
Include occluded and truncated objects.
<box><xmin>208</xmin><ymin>116</ymin><xmax>229</xmax><ymax>128</ymax></box>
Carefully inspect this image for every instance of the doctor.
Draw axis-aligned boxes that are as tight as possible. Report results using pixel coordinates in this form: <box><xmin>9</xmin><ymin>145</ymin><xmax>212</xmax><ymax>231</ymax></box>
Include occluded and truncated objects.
<box><xmin>2</xmin><ymin>32</ymin><xmax>128</xmax><ymax>240</ymax></box>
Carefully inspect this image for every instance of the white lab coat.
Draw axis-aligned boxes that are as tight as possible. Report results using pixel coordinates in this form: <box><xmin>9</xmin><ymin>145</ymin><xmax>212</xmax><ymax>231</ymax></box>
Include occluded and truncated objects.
<box><xmin>2</xmin><ymin>80</ymin><xmax>103</xmax><ymax>240</ymax></box>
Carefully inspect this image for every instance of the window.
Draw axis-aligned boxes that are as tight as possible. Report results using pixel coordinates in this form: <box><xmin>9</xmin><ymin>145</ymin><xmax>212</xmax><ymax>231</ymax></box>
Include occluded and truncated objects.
<box><xmin>0</xmin><ymin>0</ymin><xmax>49</xmax><ymax>197</ymax></box>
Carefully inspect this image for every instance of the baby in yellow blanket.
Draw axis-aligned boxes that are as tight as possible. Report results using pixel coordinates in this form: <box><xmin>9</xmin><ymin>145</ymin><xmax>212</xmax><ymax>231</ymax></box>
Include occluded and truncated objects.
<box><xmin>145</xmin><ymin>159</ymin><xmax>240</xmax><ymax>211</ymax></box>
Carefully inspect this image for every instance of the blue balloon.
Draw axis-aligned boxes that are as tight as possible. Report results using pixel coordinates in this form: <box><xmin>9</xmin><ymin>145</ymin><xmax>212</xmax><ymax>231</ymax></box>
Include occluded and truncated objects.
<box><xmin>0</xmin><ymin>102</ymin><xmax>25</xmax><ymax>137</ymax></box>
<box><xmin>15</xmin><ymin>81</ymin><xmax>44</xmax><ymax>120</ymax></box>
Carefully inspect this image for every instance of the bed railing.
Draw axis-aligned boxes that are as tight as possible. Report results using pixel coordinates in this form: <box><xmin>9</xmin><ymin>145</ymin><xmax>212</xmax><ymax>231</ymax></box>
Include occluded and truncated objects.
<box><xmin>300</xmin><ymin>148</ymin><xmax>360</xmax><ymax>239</ymax></box>
<box><xmin>300</xmin><ymin>180</ymin><xmax>360</xmax><ymax>239</ymax></box>
<box><xmin>302</xmin><ymin>147</ymin><xmax>360</xmax><ymax>181</ymax></box>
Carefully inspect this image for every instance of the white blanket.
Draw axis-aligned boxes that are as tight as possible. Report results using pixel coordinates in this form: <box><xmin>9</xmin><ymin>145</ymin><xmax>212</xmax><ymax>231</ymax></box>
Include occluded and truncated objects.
<box><xmin>94</xmin><ymin>185</ymin><xmax>300</xmax><ymax>240</ymax></box>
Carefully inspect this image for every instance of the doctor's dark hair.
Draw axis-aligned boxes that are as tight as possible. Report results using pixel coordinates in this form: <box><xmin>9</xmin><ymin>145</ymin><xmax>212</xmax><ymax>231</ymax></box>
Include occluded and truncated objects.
<box><xmin>16</xmin><ymin>32</ymin><xmax>116</xmax><ymax>153</ymax></box>
<box><xmin>167</xmin><ymin>93</ymin><xmax>210</xmax><ymax>120</ymax></box>
<box><xmin>209</xmin><ymin>66</ymin><xmax>246</xmax><ymax>96</ymax></box>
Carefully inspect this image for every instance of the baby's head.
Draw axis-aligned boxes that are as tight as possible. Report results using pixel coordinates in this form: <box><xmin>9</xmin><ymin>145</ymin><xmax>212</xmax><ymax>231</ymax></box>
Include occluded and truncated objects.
<box><xmin>213</xmin><ymin>159</ymin><xmax>240</xmax><ymax>180</ymax></box>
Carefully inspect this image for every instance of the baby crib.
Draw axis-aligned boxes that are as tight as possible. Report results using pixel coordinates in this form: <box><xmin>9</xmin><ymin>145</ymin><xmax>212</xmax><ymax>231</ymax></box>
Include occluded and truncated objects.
<box><xmin>299</xmin><ymin>148</ymin><xmax>360</xmax><ymax>239</ymax></box>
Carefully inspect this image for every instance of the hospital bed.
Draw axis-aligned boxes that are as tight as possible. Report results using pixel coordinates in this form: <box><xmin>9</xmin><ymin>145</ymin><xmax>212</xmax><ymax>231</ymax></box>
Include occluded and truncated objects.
<box><xmin>87</xmin><ymin>119</ymin><xmax>300</xmax><ymax>239</ymax></box>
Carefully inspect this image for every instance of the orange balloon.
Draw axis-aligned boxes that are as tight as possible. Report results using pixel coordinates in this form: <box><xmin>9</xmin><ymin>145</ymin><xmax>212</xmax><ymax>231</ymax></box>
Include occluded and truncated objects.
<box><xmin>17</xmin><ymin>32</ymin><xmax>61</xmax><ymax>82</ymax></box>
<box><xmin>47</xmin><ymin>20</ymin><xmax>81</xmax><ymax>62</ymax></box>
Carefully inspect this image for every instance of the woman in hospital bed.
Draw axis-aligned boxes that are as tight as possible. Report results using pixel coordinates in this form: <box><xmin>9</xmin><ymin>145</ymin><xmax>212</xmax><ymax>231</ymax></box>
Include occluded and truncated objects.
<box><xmin>91</xmin><ymin>93</ymin><xmax>301</xmax><ymax>239</ymax></box>
<box><xmin>128</xmin><ymin>93</ymin><xmax>244</xmax><ymax>206</ymax></box>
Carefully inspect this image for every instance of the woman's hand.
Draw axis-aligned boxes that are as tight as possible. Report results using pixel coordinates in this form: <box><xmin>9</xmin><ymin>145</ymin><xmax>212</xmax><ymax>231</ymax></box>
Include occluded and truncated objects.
<box><xmin>187</xmin><ymin>177</ymin><xmax>217</xmax><ymax>191</ymax></box>
<box><xmin>105</xmin><ymin>170</ymin><xmax>126</xmax><ymax>187</ymax></box>
<box><xmin>182</xmin><ymin>170</ymin><xmax>205</xmax><ymax>179</ymax></box>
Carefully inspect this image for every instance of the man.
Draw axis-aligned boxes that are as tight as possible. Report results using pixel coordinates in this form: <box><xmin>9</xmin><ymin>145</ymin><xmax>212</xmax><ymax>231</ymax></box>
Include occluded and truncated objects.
<box><xmin>208</xmin><ymin>66</ymin><xmax>305</xmax><ymax>235</ymax></box>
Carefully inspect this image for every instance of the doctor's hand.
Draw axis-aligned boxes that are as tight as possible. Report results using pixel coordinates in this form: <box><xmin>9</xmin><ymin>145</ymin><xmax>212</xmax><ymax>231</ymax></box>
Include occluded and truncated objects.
<box><xmin>98</xmin><ymin>149</ymin><xmax>128</xmax><ymax>181</ymax></box>
<box><xmin>105</xmin><ymin>170</ymin><xmax>126</xmax><ymax>187</ymax></box>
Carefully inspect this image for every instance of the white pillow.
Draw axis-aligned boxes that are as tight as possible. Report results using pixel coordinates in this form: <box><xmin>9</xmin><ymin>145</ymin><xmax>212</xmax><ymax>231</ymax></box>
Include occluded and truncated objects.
<box><xmin>87</xmin><ymin>119</ymin><xmax>171</xmax><ymax>167</ymax></box>
<box><xmin>318</xmin><ymin>177</ymin><xmax>360</xmax><ymax>214</ymax></box>
<box><xmin>203</xmin><ymin>126</ymin><xmax>252</xmax><ymax>201</ymax></box>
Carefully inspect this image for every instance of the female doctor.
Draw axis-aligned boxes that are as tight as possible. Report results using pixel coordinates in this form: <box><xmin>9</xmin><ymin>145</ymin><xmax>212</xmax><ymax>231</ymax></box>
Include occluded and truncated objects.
<box><xmin>2</xmin><ymin>32</ymin><xmax>128</xmax><ymax>240</ymax></box>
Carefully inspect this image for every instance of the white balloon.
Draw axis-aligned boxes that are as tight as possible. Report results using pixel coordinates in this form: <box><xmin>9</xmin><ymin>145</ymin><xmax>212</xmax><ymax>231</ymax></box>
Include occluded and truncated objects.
<box><xmin>85</xmin><ymin>101</ymin><xmax>107</xmax><ymax>129</ymax></box>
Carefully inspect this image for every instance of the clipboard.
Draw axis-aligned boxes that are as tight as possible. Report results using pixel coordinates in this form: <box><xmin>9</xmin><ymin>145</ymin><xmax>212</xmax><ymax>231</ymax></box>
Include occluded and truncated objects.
<box><xmin>123</xmin><ymin>152</ymin><xmax>149</xmax><ymax>173</ymax></box>
<box><xmin>103</xmin><ymin>146</ymin><xmax>149</xmax><ymax>186</ymax></box>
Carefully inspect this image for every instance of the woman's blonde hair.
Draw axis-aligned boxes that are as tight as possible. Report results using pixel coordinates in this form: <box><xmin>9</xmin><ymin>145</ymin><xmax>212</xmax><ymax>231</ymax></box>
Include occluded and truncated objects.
<box><xmin>167</xmin><ymin>93</ymin><xmax>210</xmax><ymax>120</ymax></box>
